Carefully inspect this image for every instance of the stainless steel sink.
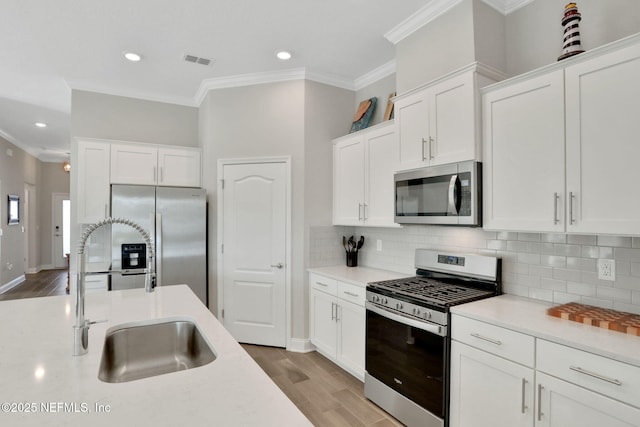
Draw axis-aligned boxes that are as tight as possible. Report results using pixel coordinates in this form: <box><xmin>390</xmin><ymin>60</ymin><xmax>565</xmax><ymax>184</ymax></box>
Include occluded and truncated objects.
<box><xmin>98</xmin><ymin>319</ymin><xmax>216</xmax><ymax>383</ymax></box>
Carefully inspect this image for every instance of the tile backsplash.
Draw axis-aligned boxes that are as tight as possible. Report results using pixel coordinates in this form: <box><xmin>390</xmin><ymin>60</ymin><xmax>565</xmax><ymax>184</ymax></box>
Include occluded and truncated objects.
<box><xmin>311</xmin><ymin>225</ymin><xmax>640</xmax><ymax>315</ymax></box>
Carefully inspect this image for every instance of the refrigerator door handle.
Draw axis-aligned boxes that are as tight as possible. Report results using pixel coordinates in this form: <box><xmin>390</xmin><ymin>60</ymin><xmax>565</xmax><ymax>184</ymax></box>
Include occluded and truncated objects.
<box><xmin>156</xmin><ymin>213</ymin><xmax>162</xmax><ymax>287</ymax></box>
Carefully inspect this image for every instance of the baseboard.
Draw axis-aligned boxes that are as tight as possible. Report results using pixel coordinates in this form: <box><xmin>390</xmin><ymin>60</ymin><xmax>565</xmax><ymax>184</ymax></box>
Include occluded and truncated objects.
<box><xmin>287</xmin><ymin>338</ymin><xmax>315</xmax><ymax>353</ymax></box>
<box><xmin>0</xmin><ymin>275</ymin><xmax>26</xmax><ymax>294</ymax></box>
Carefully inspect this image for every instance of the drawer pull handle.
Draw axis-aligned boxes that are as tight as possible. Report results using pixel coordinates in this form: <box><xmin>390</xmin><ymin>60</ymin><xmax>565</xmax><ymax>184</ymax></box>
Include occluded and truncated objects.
<box><xmin>537</xmin><ymin>384</ymin><xmax>544</xmax><ymax>421</ymax></box>
<box><xmin>569</xmin><ymin>366</ymin><xmax>622</xmax><ymax>386</ymax></box>
<box><xmin>344</xmin><ymin>291</ymin><xmax>359</xmax><ymax>297</ymax></box>
<box><xmin>317</xmin><ymin>282</ymin><xmax>329</xmax><ymax>287</ymax></box>
<box><xmin>521</xmin><ymin>378</ymin><xmax>527</xmax><ymax>414</ymax></box>
<box><xmin>470</xmin><ymin>333</ymin><xmax>502</xmax><ymax>346</ymax></box>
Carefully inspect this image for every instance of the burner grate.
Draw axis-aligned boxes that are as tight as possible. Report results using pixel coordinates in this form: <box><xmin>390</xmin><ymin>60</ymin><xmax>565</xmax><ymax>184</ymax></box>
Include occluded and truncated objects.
<box><xmin>369</xmin><ymin>276</ymin><xmax>494</xmax><ymax>307</ymax></box>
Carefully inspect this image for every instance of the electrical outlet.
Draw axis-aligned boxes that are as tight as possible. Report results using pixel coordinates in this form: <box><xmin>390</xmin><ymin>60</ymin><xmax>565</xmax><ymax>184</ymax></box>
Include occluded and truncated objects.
<box><xmin>376</xmin><ymin>239</ymin><xmax>382</xmax><ymax>251</ymax></box>
<box><xmin>597</xmin><ymin>259</ymin><xmax>616</xmax><ymax>281</ymax></box>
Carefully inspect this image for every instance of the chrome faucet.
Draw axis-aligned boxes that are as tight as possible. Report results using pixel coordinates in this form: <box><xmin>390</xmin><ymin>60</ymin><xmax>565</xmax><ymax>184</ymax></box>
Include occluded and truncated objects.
<box><xmin>73</xmin><ymin>217</ymin><xmax>155</xmax><ymax>356</ymax></box>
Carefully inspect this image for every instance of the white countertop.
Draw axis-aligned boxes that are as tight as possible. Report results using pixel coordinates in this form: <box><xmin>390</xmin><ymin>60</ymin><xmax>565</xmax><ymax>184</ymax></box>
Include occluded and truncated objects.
<box><xmin>0</xmin><ymin>285</ymin><xmax>311</xmax><ymax>426</ymax></box>
<box><xmin>307</xmin><ymin>265</ymin><xmax>410</xmax><ymax>287</ymax></box>
<box><xmin>451</xmin><ymin>294</ymin><xmax>640</xmax><ymax>368</ymax></box>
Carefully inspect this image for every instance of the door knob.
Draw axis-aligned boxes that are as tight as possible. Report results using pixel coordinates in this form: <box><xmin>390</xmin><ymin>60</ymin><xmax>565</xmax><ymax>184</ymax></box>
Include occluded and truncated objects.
<box><xmin>270</xmin><ymin>263</ymin><xmax>284</xmax><ymax>269</ymax></box>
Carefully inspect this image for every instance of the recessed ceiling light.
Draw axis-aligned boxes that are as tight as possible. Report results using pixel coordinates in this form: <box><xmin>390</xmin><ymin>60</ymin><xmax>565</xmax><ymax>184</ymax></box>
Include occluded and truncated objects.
<box><xmin>35</xmin><ymin>122</ymin><xmax>47</xmax><ymax>128</ymax></box>
<box><xmin>123</xmin><ymin>52</ymin><xmax>142</xmax><ymax>62</ymax></box>
<box><xmin>276</xmin><ymin>51</ymin><xmax>292</xmax><ymax>60</ymax></box>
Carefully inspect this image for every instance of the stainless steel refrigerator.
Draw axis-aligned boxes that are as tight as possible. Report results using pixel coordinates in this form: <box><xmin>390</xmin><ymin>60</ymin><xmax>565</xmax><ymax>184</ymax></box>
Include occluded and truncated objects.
<box><xmin>110</xmin><ymin>185</ymin><xmax>207</xmax><ymax>306</ymax></box>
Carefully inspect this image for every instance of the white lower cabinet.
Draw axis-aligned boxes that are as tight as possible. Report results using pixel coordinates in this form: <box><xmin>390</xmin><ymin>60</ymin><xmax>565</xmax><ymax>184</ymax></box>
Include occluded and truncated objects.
<box><xmin>450</xmin><ymin>315</ymin><xmax>640</xmax><ymax>427</ymax></box>
<box><xmin>535</xmin><ymin>372</ymin><xmax>640</xmax><ymax>427</ymax></box>
<box><xmin>309</xmin><ymin>273</ymin><xmax>366</xmax><ymax>380</ymax></box>
<box><xmin>450</xmin><ymin>341</ymin><xmax>534</xmax><ymax>427</ymax></box>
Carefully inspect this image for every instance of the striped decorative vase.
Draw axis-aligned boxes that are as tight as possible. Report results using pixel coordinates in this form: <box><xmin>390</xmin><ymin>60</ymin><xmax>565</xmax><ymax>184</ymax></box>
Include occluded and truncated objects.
<box><xmin>558</xmin><ymin>3</ymin><xmax>585</xmax><ymax>61</ymax></box>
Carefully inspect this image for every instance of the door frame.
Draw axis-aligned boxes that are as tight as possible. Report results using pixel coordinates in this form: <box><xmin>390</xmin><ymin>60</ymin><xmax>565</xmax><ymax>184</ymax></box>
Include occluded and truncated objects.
<box><xmin>217</xmin><ymin>156</ymin><xmax>292</xmax><ymax>348</ymax></box>
<box><xmin>23</xmin><ymin>183</ymin><xmax>36</xmax><ymax>273</ymax></box>
<box><xmin>52</xmin><ymin>192</ymin><xmax>70</xmax><ymax>269</ymax></box>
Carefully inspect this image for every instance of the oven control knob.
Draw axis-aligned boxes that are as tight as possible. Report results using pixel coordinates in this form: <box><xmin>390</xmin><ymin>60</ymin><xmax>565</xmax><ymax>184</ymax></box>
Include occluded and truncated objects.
<box><xmin>396</xmin><ymin>303</ymin><xmax>404</xmax><ymax>310</ymax></box>
<box><xmin>424</xmin><ymin>311</ymin><xmax>432</xmax><ymax>319</ymax></box>
<box><xmin>373</xmin><ymin>295</ymin><xmax>379</xmax><ymax>303</ymax></box>
<box><xmin>382</xmin><ymin>298</ymin><xmax>388</xmax><ymax>305</ymax></box>
<box><xmin>413</xmin><ymin>308</ymin><xmax>421</xmax><ymax>316</ymax></box>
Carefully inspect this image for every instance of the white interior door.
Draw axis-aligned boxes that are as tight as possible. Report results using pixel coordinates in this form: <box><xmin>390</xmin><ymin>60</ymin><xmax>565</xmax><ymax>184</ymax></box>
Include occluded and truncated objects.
<box><xmin>220</xmin><ymin>161</ymin><xmax>287</xmax><ymax>347</ymax></box>
<box><xmin>52</xmin><ymin>193</ymin><xmax>70</xmax><ymax>269</ymax></box>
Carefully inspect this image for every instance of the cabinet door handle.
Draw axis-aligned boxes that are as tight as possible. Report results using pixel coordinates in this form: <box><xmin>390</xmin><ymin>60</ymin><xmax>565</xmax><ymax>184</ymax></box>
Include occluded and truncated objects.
<box><xmin>153</xmin><ymin>166</ymin><xmax>157</xmax><ymax>183</ymax></box>
<box><xmin>470</xmin><ymin>332</ymin><xmax>502</xmax><ymax>346</ymax></box>
<box><xmin>569</xmin><ymin>192</ymin><xmax>576</xmax><ymax>224</ymax></box>
<box><xmin>553</xmin><ymin>192</ymin><xmax>560</xmax><ymax>224</ymax></box>
<box><xmin>331</xmin><ymin>302</ymin><xmax>335</xmax><ymax>320</ymax></box>
<box><xmin>569</xmin><ymin>366</ymin><xmax>622</xmax><ymax>386</ymax></box>
<box><xmin>537</xmin><ymin>384</ymin><xmax>544</xmax><ymax>421</ymax></box>
<box><xmin>429</xmin><ymin>137</ymin><xmax>435</xmax><ymax>159</ymax></box>
<box><xmin>159</xmin><ymin>166</ymin><xmax>164</xmax><ymax>183</ymax></box>
<box><xmin>421</xmin><ymin>138</ymin><xmax>427</xmax><ymax>161</ymax></box>
<box><xmin>316</xmin><ymin>282</ymin><xmax>329</xmax><ymax>287</ymax></box>
<box><xmin>358</xmin><ymin>203</ymin><xmax>363</xmax><ymax>221</ymax></box>
<box><xmin>521</xmin><ymin>378</ymin><xmax>528</xmax><ymax>414</ymax></box>
<box><xmin>344</xmin><ymin>291</ymin><xmax>359</xmax><ymax>297</ymax></box>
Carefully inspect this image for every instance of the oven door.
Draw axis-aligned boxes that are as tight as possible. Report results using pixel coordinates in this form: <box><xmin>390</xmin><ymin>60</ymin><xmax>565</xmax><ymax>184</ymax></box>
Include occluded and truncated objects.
<box><xmin>365</xmin><ymin>302</ymin><xmax>447</xmax><ymax>420</ymax></box>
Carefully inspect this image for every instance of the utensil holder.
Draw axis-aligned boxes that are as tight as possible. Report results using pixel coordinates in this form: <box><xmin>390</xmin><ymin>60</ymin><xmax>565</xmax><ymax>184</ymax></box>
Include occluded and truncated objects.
<box><xmin>346</xmin><ymin>252</ymin><xmax>358</xmax><ymax>267</ymax></box>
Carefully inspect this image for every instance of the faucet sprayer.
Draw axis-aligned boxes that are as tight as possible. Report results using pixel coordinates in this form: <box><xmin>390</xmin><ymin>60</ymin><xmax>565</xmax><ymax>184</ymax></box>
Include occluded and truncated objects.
<box><xmin>73</xmin><ymin>217</ymin><xmax>155</xmax><ymax>356</ymax></box>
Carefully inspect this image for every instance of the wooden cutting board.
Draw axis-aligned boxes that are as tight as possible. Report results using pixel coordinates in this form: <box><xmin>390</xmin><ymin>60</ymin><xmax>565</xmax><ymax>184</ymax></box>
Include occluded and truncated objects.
<box><xmin>547</xmin><ymin>302</ymin><xmax>640</xmax><ymax>336</ymax></box>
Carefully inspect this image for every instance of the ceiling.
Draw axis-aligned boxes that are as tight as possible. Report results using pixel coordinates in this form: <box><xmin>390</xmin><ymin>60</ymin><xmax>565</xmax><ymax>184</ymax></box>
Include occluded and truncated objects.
<box><xmin>0</xmin><ymin>0</ymin><xmax>437</xmax><ymax>163</ymax></box>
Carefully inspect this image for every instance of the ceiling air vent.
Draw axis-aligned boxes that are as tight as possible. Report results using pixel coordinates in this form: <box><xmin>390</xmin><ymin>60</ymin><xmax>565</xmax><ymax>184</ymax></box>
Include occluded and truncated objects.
<box><xmin>183</xmin><ymin>54</ymin><xmax>214</xmax><ymax>66</ymax></box>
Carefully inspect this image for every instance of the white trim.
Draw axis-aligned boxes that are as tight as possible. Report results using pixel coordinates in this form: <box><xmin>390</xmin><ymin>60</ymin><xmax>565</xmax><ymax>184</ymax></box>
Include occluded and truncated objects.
<box><xmin>51</xmin><ymin>192</ymin><xmax>70</xmax><ymax>269</ymax></box>
<box><xmin>287</xmin><ymin>338</ymin><xmax>314</xmax><ymax>353</ymax></box>
<box><xmin>384</xmin><ymin>0</ymin><xmax>465</xmax><ymax>45</ymax></box>
<box><xmin>481</xmin><ymin>0</ymin><xmax>536</xmax><ymax>15</ymax></box>
<box><xmin>195</xmin><ymin>68</ymin><xmax>356</xmax><ymax>105</ymax></box>
<box><xmin>354</xmin><ymin>60</ymin><xmax>396</xmax><ymax>91</ymax></box>
<box><xmin>0</xmin><ymin>275</ymin><xmax>25</xmax><ymax>294</ymax></box>
<box><xmin>217</xmin><ymin>156</ymin><xmax>293</xmax><ymax>349</ymax></box>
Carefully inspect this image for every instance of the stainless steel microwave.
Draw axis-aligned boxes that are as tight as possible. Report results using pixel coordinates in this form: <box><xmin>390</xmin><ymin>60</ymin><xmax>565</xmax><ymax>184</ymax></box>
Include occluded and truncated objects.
<box><xmin>394</xmin><ymin>160</ymin><xmax>481</xmax><ymax>226</ymax></box>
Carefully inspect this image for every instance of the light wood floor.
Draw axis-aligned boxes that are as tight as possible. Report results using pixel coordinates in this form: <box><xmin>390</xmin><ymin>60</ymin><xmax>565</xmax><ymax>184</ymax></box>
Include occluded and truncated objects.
<box><xmin>0</xmin><ymin>269</ymin><xmax>68</xmax><ymax>301</ymax></box>
<box><xmin>241</xmin><ymin>344</ymin><xmax>403</xmax><ymax>427</ymax></box>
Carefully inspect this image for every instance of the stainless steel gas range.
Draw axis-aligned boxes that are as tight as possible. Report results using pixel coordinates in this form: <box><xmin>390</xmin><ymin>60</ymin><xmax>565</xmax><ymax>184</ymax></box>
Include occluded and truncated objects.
<box><xmin>364</xmin><ymin>249</ymin><xmax>501</xmax><ymax>427</ymax></box>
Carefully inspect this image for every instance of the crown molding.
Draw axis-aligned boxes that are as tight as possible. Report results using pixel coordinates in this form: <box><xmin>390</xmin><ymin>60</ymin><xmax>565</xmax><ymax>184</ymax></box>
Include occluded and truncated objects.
<box><xmin>67</xmin><ymin>81</ymin><xmax>197</xmax><ymax>108</ymax></box>
<box><xmin>384</xmin><ymin>0</ymin><xmax>465</xmax><ymax>44</ymax></box>
<box><xmin>481</xmin><ymin>0</ymin><xmax>536</xmax><ymax>15</ymax></box>
<box><xmin>195</xmin><ymin>68</ymin><xmax>358</xmax><ymax>104</ymax></box>
<box><xmin>354</xmin><ymin>60</ymin><xmax>396</xmax><ymax>91</ymax></box>
<box><xmin>385</xmin><ymin>0</ymin><xmax>537</xmax><ymax>45</ymax></box>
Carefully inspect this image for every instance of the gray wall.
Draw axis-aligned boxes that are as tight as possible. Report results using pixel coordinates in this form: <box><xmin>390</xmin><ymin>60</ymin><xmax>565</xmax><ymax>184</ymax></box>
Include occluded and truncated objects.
<box><xmin>38</xmin><ymin>162</ymin><xmax>70</xmax><ymax>268</ymax></box>
<box><xmin>71</xmin><ymin>90</ymin><xmax>199</xmax><ymax>147</ymax></box>
<box><xmin>395</xmin><ymin>0</ymin><xmax>476</xmax><ymax>93</ymax></box>
<box><xmin>506</xmin><ymin>0</ymin><xmax>640</xmax><ymax>76</ymax></box>
<box><xmin>200</xmin><ymin>79</ymin><xmax>353</xmax><ymax>341</ymax></box>
<box><xmin>0</xmin><ymin>137</ymin><xmax>69</xmax><ymax>288</ymax></box>
<box><xmin>354</xmin><ymin>73</ymin><xmax>396</xmax><ymax>128</ymax></box>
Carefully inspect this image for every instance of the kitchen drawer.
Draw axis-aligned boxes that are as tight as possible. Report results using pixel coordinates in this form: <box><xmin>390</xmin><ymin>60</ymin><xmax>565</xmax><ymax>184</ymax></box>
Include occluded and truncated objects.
<box><xmin>452</xmin><ymin>315</ymin><xmax>535</xmax><ymax>367</ymax></box>
<box><xmin>337</xmin><ymin>281</ymin><xmax>365</xmax><ymax>306</ymax></box>
<box><xmin>537</xmin><ymin>339</ymin><xmax>640</xmax><ymax>408</ymax></box>
<box><xmin>309</xmin><ymin>273</ymin><xmax>337</xmax><ymax>295</ymax></box>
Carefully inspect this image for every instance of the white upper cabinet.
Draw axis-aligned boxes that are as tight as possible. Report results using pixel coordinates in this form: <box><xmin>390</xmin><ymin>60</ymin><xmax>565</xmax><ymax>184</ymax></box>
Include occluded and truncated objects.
<box><xmin>484</xmin><ymin>34</ymin><xmax>640</xmax><ymax>235</ymax></box>
<box><xmin>110</xmin><ymin>144</ymin><xmax>158</xmax><ymax>185</ymax></box>
<box><xmin>565</xmin><ymin>41</ymin><xmax>640</xmax><ymax>235</ymax></box>
<box><xmin>157</xmin><ymin>148</ymin><xmax>202</xmax><ymax>187</ymax></box>
<box><xmin>76</xmin><ymin>140</ymin><xmax>111</xmax><ymax>223</ymax></box>
<box><xmin>333</xmin><ymin>121</ymin><xmax>399</xmax><ymax>227</ymax></box>
<box><xmin>111</xmin><ymin>144</ymin><xmax>201</xmax><ymax>187</ymax></box>
<box><xmin>483</xmin><ymin>70</ymin><xmax>566</xmax><ymax>232</ymax></box>
<box><xmin>395</xmin><ymin>65</ymin><xmax>500</xmax><ymax>171</ymax></box>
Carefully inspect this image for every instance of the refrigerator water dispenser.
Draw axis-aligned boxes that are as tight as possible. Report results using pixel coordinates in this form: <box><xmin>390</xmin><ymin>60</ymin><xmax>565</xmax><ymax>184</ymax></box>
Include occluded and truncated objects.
<box><xmin>121</xmin><ymin>243</ymin><xmax>146</xmax><ymax>270</ymax></box>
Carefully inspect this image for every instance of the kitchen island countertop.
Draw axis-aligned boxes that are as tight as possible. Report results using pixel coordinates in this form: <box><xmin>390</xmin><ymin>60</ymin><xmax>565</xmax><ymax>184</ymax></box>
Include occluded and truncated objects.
<box><xmin>0</xmin><ymin>285</ymin><xmax>311</xmax><ymax>426</ymax></box>
<box><xmin>451</xmin><ymin>294</ymin><xmax>640</xmax><ymax>368</ymax></box>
